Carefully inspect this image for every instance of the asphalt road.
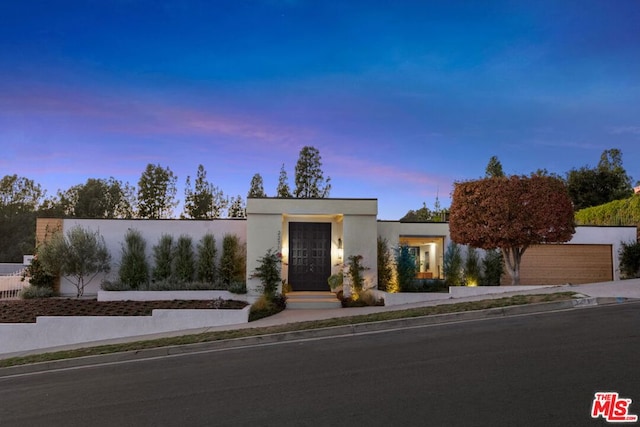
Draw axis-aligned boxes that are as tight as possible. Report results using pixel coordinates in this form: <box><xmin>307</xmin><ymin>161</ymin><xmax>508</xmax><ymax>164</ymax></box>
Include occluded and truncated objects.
<box><xmin>1</xmin><ymin>302</ymin><xmax>639</xmax><ymax>426</ymax></box>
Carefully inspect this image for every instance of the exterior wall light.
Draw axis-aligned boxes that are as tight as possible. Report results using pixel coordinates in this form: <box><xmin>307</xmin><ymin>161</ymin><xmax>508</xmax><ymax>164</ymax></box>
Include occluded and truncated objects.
<box><xmin>337</xmin><ymin>238</ymin><xmax>343</xmax><ymax>260</ymax></box>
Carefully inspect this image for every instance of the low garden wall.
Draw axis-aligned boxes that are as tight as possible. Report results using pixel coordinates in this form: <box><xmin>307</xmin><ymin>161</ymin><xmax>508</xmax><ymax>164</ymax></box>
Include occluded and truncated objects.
<box><xmin>0</xmin><ymin>306</ymin><xmax>251</xmax><ymax>358</ymax></box>
<box><xmin>375</xmin><ymin>285</ymin><xmax>550</xmax><ymax>306</ymax></box>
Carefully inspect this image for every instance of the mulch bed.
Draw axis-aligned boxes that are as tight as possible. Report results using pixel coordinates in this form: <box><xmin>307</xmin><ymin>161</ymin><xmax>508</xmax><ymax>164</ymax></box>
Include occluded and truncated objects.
<box><xmin>0</xmin><ymin>298</ymin><xmax>248</xmax><ymax>323</ymax></box>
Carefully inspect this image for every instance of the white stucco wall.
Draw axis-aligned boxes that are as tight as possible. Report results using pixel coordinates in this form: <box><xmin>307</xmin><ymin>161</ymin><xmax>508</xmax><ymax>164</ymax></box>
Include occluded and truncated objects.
<box><xmin>0</xmin><ymin>307</ymin><xmax>251</xmax><ymax>357</ymax></box>
<box><xmin>377</xmin><ymin>222</ymin><xmax>635</xmax><ymax>282</ymax></box>
<box><xmin>246</xmin><ymin>198</ymin><xmax>378</xmax><ymax>293</ymax></box>
<box><xmin>52</xmin><ymin>213</ymin><xmax>635</xmax><ymax>296</ymax></box>
<box><xmin>60</xmin><ymin>218</ymin><xmax>247</xmax><ymax>296</ymax></box>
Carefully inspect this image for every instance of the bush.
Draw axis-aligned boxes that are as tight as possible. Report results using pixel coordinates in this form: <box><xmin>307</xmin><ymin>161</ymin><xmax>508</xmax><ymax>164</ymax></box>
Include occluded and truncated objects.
<box><xmin>395</xmin><ymin>245</ymin><xmax>417</xmax><ymax>292</ymax></box>
<box><xmin>481</xmin><ymin>249</ymin><xmax>504</xmax><ymax>286</ymax></box>
<box><xmin>377</xmin><ymin>237</ymin><xmax>393</xmax><ymax>292</ymax></box>
<box><xmin>21</xmin><ymin>256</ymin><xmax>55</xmax><ymax>289</ymax></box>
<box><xmin>119</xmin><ymin>229</ymin><xmax>149</xmax><ymax>289</ymax></box>
<box><xmin>443</xmin><ymin>242</ymin><xmax>463</xmax><ymax>286</ymax></box>
<box><xmin>152</xmin><ymin>234</ymin><xmax>174</xmax><ymax>282</ymax></box>
<box><xmin>464</xmin><ymin>247</ymin><xmax>482</xmax><ymax>286</ymax></box>
<box><xmin>403</xmin><ymin>279</ymin><xmax>447</xmax><ymax>292</ymax></box>
<box><xmin>173</xmin><ymin>235</ymin><xmax>195</xmax><ymax>283</ymax></box>
<box><xmin>196</xmin><ymin>234</ymin><xmax>217</xmax><ymax>284</ymax></box>
<box><xmin>101</xmin><ymin>280</ymin><xmax>134</xmax><ymax>291</ymax></box>
<box><xmin>228</xmin><ymin>281</ymin><xmax>247</xmax><ymax>294</ymax></box>
<box><xmin>249</xmin><ymin>293</ymin><xmax>286</xmax><ymax>321</ymax></box>
<box><xmin>619</xmin><ymin>240</ymin><xmax>640</xmax><ymax>279</ymax></box>
<box><xmin>220</xmin><ymin>234</ymin><xmax>245</xmax><ymax>287</ymax></box>
<box><xmin>21</xmin><ymin>285</ymin><xmax>56</xmax><ymax>299</ymax></box>
<box><xmin>252</xmin><ymin>248</ymin><xmax>282</xmax><ymax>295</ymax></box>
<box><xmin>347</xmin><ymin>254</ymin><xmax>366</xmax><ymax>295</ymax></box>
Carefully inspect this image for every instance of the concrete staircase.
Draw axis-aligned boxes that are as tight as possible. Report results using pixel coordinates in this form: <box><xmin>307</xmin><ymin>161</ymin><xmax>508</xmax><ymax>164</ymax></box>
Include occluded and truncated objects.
<box><xmin>286</xmin><ymin>291</ymin><xmax>342</xmax><ymax>309</ymax></box>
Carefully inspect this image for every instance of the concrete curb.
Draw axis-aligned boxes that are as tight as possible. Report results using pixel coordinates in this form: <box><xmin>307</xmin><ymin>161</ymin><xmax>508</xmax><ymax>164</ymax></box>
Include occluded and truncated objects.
<box><xmin>0</xmin><ymin>296</ymin><xmax>635</xmax><ymax>378</ymax></box>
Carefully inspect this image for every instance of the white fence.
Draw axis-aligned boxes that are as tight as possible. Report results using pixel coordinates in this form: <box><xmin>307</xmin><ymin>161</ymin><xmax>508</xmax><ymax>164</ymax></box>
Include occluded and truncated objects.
<box><xmin>0</xmin><ymin>269</ymin><xmax>27</xmax><ymax>300</ymax></box>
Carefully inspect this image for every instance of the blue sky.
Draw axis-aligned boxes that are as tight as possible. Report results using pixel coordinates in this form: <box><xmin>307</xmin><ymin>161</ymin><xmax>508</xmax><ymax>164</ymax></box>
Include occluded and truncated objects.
<box><xmin>1</xmin><ymin>0</ymin><xmax>639</xmax><ymax>219</ymax></box>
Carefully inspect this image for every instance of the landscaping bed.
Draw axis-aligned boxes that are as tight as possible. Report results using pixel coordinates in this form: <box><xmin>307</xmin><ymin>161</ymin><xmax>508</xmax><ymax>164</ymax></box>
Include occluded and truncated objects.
<box><xmin>0</xmin><ymin>298</ymin><xmax>248</xmax><ymax>323</ymax></box>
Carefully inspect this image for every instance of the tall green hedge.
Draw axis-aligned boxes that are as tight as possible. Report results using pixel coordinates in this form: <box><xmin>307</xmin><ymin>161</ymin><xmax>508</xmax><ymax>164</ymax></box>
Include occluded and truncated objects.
<box><xmin>575</xmin><ymin>195</ymin><xmax>640</xmax><ymax>227</ymax></box>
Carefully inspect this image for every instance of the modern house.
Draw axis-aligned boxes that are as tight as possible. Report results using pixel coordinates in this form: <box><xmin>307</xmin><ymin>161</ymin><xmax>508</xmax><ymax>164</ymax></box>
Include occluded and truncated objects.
<box><xmin>36</xmin><ymin>198</ymin><xmax>637</xmax><ymax>297</ymax></box>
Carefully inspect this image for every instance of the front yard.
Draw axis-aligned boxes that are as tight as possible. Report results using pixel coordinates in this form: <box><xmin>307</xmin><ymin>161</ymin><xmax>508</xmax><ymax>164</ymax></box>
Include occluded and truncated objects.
<box><xmin>0</xmin><ymin>298</ymin><xmax>248</xmax><ymax>323</ymax></box>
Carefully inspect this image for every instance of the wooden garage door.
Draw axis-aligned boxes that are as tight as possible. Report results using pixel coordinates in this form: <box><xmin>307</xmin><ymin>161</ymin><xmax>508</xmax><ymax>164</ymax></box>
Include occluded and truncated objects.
<box><xmin>507</xmin><ymin>244</ymin><xmax>613</xmax><ymax>285</ymax></box>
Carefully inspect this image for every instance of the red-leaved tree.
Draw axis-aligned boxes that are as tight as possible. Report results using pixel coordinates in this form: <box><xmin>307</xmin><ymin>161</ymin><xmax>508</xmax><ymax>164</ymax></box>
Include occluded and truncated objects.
<box><xmin>449</xmin><ymin>175</ymin><xmax>575</xmax><ymax>285</ymax></box>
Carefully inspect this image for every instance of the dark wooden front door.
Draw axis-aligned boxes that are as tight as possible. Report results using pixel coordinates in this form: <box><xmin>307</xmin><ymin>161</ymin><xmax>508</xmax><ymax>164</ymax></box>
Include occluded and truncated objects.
<box><xmin>288</xmin><ymin>222</ymin><xmax>331</xmax><ymax>291</ymax></box>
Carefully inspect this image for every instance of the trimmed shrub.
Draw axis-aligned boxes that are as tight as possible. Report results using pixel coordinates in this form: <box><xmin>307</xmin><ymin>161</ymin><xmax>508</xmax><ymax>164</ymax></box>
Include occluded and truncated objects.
<box><xmin>347</xmin><ymin>254</ymin><xmax>366</xmax><ymax>295</ymax></box>
<box><xmin>395</xmin><ymin>244</ymin><xmax>417</xmax><ymax>292</ymax></box>
<box><xmin>22</xmin><ymin>256</ymin><xmax>55</xmax><ymax>290</ymax></box>
<box><xmin>118</xmin><ymin>229</ymin><xmax>149</xmax><ymax>289</ymax></box>
<box><xmin>101</xmin><ymin>280</ymin><xmax>134</xmax><ymax>291</ymax></box>
<box><xmin>481</xmin><ymin>249</ymin><xmax>504</xmax><ymax>286</ymax></box>
<box><xmin>377</xmin><ymin>237</ymin><xmax>393</xmax><ymax>292</ymax></box>
<box><xmin>152</xmin><ymin>234</ymin><xmax>174</xmax><ymax>282</ymax></box>
<box><xmin>173</xmin><ymin>235</ymin><xmax>195</xmax><ymax>283</ymax></box>
<box><xmin>464</xmin><ymin>247</ymin><xmax>482</xmax><ymax>286</ymax></box>
<box><xmin>252</xmin><ymin>248</ymin><xmax>282</xmax><ymax>295</ymax></box>
<box><xmin>220</xmin><ymin>234</ymin><xmax>245</xmax><ymax>286</ymax></box>
<box><xmin>196</xmin><ymin>234</ymin><xmax>217</xmax><ymax>284</ymax></box>
<box><xmin>404</xmin><ymin>279</ymin><xmax>447</xmax><ymax>293</ymax></box>
<box><xmin>443</xmin><ymin>242</ymin><xmax>463</xmax><ymax>286</ymax></box>
<box><xmin>619</xmin><ymin>240</ymin><xmax>640</xmax><ymax>279</ymax></box>
<box><xmin>20</xmin><ymin>285</ymin><xmax>56</xmax><ymax>299</ymax></box>
<box><xmin>228</xmin><ymin>281</ymin><xmax>247</xmax><ymax>294</ymax></box>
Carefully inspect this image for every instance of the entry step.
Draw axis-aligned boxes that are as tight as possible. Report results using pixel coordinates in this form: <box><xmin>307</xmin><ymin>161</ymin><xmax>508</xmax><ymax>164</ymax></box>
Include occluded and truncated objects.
<box><xmin>286</xmin><ymin>291</ymin><xmax>342</xmax><ymax>309</ymax></box>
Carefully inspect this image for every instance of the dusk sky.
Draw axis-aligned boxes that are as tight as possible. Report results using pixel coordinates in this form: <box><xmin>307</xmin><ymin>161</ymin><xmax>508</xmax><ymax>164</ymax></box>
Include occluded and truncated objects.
<box><xmin>1</xmin><ymin>0</ymin><xmax>639</xmax><ymax>220</ymax></box>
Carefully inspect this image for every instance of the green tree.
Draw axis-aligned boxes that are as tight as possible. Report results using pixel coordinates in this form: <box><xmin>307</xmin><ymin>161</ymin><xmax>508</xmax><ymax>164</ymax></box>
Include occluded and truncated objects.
<box><xmin>183</xmin><ymin>164</ymin><xmax>227</xmax><ymax>219</ymax></box>
<box><xmin>294</xmin><ymin>146</ymin><xmax>331</xmax><ymax>198</ymax></box>
<box><xmin>449</xmin><ymin>175</ymin><xmax>575</xmax><ymax>285</ymax></box>
<box><xmin>248</xmin><ymin>173</ymin><xmax>267</xmax><ymax>198</ymax></box>
<box><xmin>276</xmin><ymin>163</ymin><xmax>292</xmax><ymax>198</ymax></box>
<box><xmin>400</xmin><ymin>202</ymin><xmax>433</xmax><ymax>222</ymax></box>
<box><xmin>137</xmin><ymin>164</ymin><xmax>178</xmax><ymax>219</ymax></box>
<box><xmin>38</xmin><ymin>225</ymin><xmax>111</xmax><ymax>297</ymax></box>
<box><xmin>227</xmin><ymin>195</ymin><xmax>246</xmax><ymax>218</ymax></box>
<box><xmin>566</xmin><ymin>148</ymin><xmax>633</xmax><ymax>210</ymax></box>
<box><xmin>196</xmin><ymin>234</ymin><xmax>217</xmax><ymax>284</ymax></box>
<box><xmin>74</xmin><ymin>177</ymin><xmax>134</xmax><ymax>218</ymax></box>
<box><xmin>173</xmin><ymin>235</ymin><xmax>195</xmax><ymax>283</ymax></box>
<box><xmin>38</xmin><ymin>187</ymin><xmax>77</xmax><ymax>217</ymax></box>
<box><xmin>152</xmin><ymin>234</ymin><xmax>174</xmax><ymax>282</ymax></box>
<box><xmin>377</xmin><ymin>237</ymin><xmax>393</xmax><ymax>292</ymax></box>
<box><xmin>118</xmin><ymin>229</ymin><xmax>149</xmax><ymax>289</ymax></box>
<box><xmin>0</xmin><ymin>174</ymin><xmax>44</xmax><ymax>261</ymax></box>
<box><xmin>485</xmin><ymin>155</ymin><xmax>505</xmax><ymax>178</ymax></box>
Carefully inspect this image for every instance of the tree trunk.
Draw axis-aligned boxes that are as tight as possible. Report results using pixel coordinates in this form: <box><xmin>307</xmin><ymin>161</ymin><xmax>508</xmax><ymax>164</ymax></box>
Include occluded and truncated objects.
<box><xmin>502</xmin><ymin>246</ymin><xmax>527</xmax><ymax>286</ymax></box>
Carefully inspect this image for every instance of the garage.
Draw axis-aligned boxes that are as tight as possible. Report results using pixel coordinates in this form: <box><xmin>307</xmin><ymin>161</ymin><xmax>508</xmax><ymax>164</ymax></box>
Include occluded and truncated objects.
<box><xmin>506</xmin><ymin>244</ymin><xmax>613</xmax><ymax>285</ymax></box>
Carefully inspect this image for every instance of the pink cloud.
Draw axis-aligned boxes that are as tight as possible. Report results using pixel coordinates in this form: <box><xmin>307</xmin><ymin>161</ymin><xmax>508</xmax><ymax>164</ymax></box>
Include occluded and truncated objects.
<box><xmin>1</xmin><ymin>84</ymin><xmax>315</xmax><ymax>149</ymax></box>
